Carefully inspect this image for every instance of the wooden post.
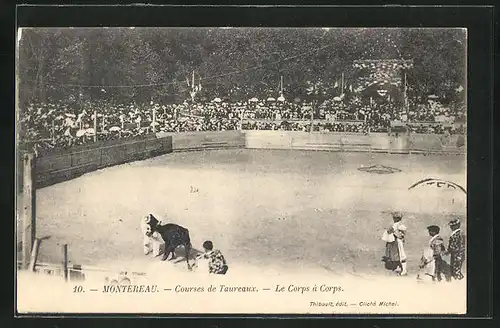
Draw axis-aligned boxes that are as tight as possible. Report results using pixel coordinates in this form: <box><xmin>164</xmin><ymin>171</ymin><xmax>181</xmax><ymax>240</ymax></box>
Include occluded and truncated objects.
<box><xmin>309</xmin><ymin>101</ymin><xmax>314</xmax><ymax>133</ymax></box>
<box><xmin>50</xmin><ymin>120</ymin><xmax>56</xmax><ymax>145</ymax></box>
<box><xmin>239</xmin><ymin>109</ymin><xmax>243</xmax><ymax>131</ymax></box>
<box><xmin>404</xmin><ymin>72</ymin><xmax>410</xmax><ymax>123</ymax></box>
<box><xmin>21</xmin><ymin>153</ymin><xmax>36</xmax><ymax>270</ymax></box>
<box><xmin>341</xmin><ymin>72</ymin><xmax>344</xmax><ymax>95</ymax></box>
<box><xmin>28</xmin><ymin>238</ymin><xmax>41</xmax><ymax>272</ymax></box>
<box><xmin>93</xmin><ymin>111</ymin><xmax>97</xmax><ymax>142</ymax></box>
<box><xmin>51</xmin><ymin>120</ymin><xmax>55</xmax><ymax>144</ymax></box>
<box><xmin>152</xmin><ymin>107</ymin><xmax>156</xmax><ymax>133</ymax></box>
<box><xmin>62</xmin><ymin>244</ymin><xmax>68</xmax><ymax>282</ymax></box>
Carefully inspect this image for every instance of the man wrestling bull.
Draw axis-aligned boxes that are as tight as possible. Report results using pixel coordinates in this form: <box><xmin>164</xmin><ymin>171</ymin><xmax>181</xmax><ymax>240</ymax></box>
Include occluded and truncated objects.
<box><xmin>143</xmin><ymin>213</ymin><xmax>193</xmax><ymax>271</ymax></box>
<box><xmin>141</xmin><ymin>214</ymin><xmax>164</xmax><ymax>257</ymax></box>
<box><xmin>190</xmin><ymin>240</ymin><xmax>229</xmax><ymax>275</ymax></box>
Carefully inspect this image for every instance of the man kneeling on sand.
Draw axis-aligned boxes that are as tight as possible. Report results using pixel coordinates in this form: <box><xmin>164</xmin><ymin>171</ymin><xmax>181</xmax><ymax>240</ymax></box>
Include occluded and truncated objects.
<box><xmin>192</xmin><ymin>241</ymin><xmax>229</xmax><ymax>275</ymax></box>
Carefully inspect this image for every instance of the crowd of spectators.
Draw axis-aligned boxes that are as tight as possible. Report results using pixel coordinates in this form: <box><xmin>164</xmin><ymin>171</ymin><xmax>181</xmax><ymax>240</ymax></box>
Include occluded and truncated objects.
<box><xmin>19</xmin><ymin>85</ymin><xmax>465</xmax><ymax>155</ymax></box>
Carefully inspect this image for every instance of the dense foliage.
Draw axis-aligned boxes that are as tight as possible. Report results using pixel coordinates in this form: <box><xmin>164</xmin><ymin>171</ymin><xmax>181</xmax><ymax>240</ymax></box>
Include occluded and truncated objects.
<box><xmin>18</xmin><ymin>27</ymin><xmax>466</xmax><ymax>107</ymax></box>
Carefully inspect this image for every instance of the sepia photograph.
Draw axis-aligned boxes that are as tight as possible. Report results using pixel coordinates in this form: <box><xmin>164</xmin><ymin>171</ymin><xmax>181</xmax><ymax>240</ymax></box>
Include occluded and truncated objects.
<box><xmin>16</xmin><ymin>27</ymin><xmax>467</xmax><ymax>314</ymax></box>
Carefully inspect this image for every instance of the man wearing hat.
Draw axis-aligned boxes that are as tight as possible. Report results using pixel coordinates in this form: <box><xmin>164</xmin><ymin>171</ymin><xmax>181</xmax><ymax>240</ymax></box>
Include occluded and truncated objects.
<box><xmin>425</xmin><ymin>225</ymin><xmax>450</xmax><ymax>282</ymax></box>
<box><xmin>445</xmin><ymin>219</ymin><xmax>465</xmax><ymax>280</ymax></box>
<box><xmin>382</xmin><ymin>212</ymin><xmax>408</xmax><ymax>276</ymax></box>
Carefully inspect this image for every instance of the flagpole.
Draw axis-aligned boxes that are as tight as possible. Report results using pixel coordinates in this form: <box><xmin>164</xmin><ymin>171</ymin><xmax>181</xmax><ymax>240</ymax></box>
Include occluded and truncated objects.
<box><xmin>280</xmin><ymin>76</ymin><xmax>283</xmax><ymax>96</ymax></box>
<box><xmin>404</xmin><ymin>72</ymin><xmax>409</xmax><ymax>123</ymax></box>
<box><xmin>310</xmin><ymin>104</ymin><xmax>314</xmax><ymax>133</ymax></box>
<box><xmin>120</xmin><ymin>115</ymin><xmax>123</xmax><ymax>138</ymax></box>
<box><xmin>93</xmin><ymin>110</ymin><xmax>97</xmax><ymax>142</ymax></box>
<box><xmin>152</xmin><ymin>106</ymin><xmax>156</xmax><ymax>133</ymax></box>
<box><xmin>239</xmin><ymin>108</ymin><xmax>243</xmax><ymax>131</ymax></box>
<box><xmin>51</xmin><ymin>120</ymin><xmax>55</xmax><ymax>144</ymax></box>
<box><xmin>341</xmin><ymin>72</ymin><xmax>344</xmax><ymax>94</ymax></box>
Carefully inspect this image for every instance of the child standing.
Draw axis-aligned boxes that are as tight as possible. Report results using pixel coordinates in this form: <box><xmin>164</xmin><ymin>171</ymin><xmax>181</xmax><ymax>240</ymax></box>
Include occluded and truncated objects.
<box><xmin>420</xmin><ymin>225</ymin><xmax>448</xmax><ymax>282</ymax></box>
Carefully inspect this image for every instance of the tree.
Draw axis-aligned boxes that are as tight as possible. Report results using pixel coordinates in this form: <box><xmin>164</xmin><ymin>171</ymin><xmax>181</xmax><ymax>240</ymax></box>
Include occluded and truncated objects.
<box><xmin>17</xmin><ymin>28</ymin><xmax>466</xmax><ymax>107</ymax></box>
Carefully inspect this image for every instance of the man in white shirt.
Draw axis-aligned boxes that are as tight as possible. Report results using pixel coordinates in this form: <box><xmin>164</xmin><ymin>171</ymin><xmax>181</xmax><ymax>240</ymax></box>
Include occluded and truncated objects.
<box><xmin>140</xmin><ymin>215</ymin><xmax>164</xmax><ymax>257</ymax></box>
<box><xmin>418</xmin><ymin>225</ymin><xmax>449</xmax><ymax>282</ymax></box>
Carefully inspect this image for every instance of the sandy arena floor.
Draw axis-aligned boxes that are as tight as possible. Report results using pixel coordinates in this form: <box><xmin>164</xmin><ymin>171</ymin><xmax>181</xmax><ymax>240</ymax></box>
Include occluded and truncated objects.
<box><xmin>29</xmin><ymin>149</ymin><xmax>466</xmax><ymax>274</ymax></box>
<box><xmin>17</xmin><ymin>149</ymin><xmax>467</xmax><ymax>314</ymax></box>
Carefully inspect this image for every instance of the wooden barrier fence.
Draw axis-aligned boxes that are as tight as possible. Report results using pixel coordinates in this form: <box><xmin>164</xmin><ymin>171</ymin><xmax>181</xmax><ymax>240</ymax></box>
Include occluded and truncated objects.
<box><xmin>18</xmin><ymin>136</ymin><xmax>173</xmax><ymax>190</ymax></box>
<box><xmin>244</xmin><ymin>131</ymin><xmax>466</xmax><ymax>155</ymax></box>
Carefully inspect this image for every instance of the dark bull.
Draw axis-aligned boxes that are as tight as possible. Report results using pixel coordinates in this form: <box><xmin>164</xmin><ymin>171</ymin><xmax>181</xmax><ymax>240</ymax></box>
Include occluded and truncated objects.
<box><xmin>144</xmin><ymin>214</ymin><xmax>193</xmax><ymax>270</ymax></box>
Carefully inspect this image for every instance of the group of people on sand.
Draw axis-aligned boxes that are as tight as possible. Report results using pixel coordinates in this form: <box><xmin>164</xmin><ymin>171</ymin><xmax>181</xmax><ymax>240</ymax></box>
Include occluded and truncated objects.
<box><xmin>140</xmin><ymin>210</ymin><xmax>465</xmax><ymax>280</ymax></box>
<box><xmin>382</xmin><ymin>212</ymin><xmax>465</xmax><ymax>282</ymax></box>
<box><xmin>141</xmin><ymin>217</ymin><xmax>229</xmax><ymax>275</ymax></box>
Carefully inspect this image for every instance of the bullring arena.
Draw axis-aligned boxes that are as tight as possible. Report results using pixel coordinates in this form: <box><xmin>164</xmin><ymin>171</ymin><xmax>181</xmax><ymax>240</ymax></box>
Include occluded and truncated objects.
<box><xmin>17</xmin><ymin>130</ymin><xmax>466</xmax><ymax>314</ymax></box>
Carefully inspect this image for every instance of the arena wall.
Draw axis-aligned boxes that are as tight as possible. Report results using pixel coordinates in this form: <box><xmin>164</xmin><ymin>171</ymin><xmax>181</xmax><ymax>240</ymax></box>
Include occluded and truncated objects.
<box><xmin>244</xmin><ymin>131</ymin><xmax>465</xmax><ymax>155</ymax></box>
<box><xmin>22</xmin><ymin>136</ymin><xmax>173</xmax><ymax>189</ymax></box>
<box><xmin>19</xmin><ymin>131</ymin><xmax>465</xmax><ymax>191</ymax></box>
<box><xmin>155</xmin><ymin>130</ymin><xmax>246</xmax><ymax>151</ymax></box>
<box><xmin>408</xmin><ymin>134</ymin><xmax>465</xmax><ymax>154</ymax></box>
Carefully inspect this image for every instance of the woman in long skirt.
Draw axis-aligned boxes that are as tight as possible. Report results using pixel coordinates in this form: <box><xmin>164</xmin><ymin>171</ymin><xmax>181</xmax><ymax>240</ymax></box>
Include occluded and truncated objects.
<box><xmin>381</xmin><ymin>212</ymin><xmax>408</xmax><ymax>276</ymax></box>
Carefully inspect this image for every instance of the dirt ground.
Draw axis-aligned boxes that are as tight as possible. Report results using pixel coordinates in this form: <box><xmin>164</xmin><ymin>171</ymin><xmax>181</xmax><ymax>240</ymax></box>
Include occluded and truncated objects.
<box><xmin>27</xmin><ymin>149</ymin><xmax>466</xmax><ymax>277</ymax></box>
<box><xmin>16</xmin><ymin>149</ymin><xmax>467</xmax><ymax>314</ymax></box>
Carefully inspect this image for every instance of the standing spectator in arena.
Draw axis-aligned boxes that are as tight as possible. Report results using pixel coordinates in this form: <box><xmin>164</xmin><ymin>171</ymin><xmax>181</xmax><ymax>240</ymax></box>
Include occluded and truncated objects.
<box><xmin>425</xmin><ymin>225</ymin><xmax>450</xmax><ymax>282</ymax></box>
<box><xmin>195</xmin><ymin>240</ymin><xmax>229</xmax><ymax>275</ymax></box>
<box><xmin>381</xmin><ymin>212</ymin><xmax>408</xmax><ymax>276</ymax></box>
<box><xmin>445</xmin><ymin>219</ymin><xmax>465</xmax><ymax>280</ymax></box>
<box><xmin>417</xmin><ymin>232</ymin><xmax>438</xmax><ymax>282</ymax></box>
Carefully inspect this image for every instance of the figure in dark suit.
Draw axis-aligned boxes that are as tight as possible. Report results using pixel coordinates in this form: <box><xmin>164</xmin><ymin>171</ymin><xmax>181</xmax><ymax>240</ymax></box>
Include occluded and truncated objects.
<box><xmin>446</xmin><ymin>219</ymin><xmax>465</xmax><ymax>280</ymax></box>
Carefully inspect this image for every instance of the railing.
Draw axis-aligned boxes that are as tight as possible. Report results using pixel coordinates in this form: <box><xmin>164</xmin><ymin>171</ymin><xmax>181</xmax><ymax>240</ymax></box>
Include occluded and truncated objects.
<box><xmin>156</xmin><ymin>130</ymin><xmax>246</xmax><ymax>152</ymax></box>
<box><xmin>244</xmin><ymin>131</ymin><xmax>466</xmax><ymax>155</ymax></box>
<box><xmin>17</xmin><ymin>136</ymin><xmax>173</xmax><ymax>190</ymax></box>
<box><xmin>17</xmin><ymin>260</ymin><xmax>147</xmax><ymax>284</ymax></box>
<box><xmin>18</xmin><ymin>128</ymin><xmax>465</xmax><ymax>193</ymax></box>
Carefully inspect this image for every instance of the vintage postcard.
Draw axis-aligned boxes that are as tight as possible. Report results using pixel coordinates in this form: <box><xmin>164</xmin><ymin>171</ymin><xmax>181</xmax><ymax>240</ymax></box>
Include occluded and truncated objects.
<box><xmin>16</xmin><ymin>27</ymin><xmax>467</xmax><ymax>315</ymax></box>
